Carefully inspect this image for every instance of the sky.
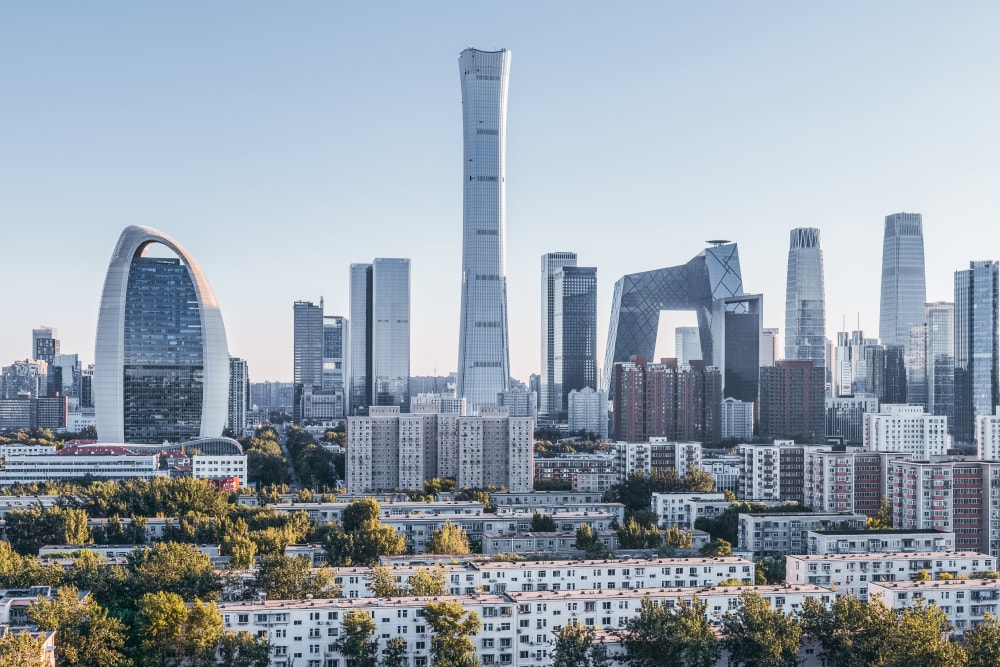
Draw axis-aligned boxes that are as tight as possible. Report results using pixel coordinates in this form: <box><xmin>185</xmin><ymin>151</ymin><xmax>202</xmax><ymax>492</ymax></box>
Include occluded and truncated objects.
<box><xmin>3</xmin><ymin>2</ymin><xmax>1000</xmax><ymax>383</ymax></box>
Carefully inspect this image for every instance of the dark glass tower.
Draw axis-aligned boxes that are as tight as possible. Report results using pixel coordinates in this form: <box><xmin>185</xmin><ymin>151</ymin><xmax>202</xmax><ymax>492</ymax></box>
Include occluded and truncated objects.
<box><xmin>553</xmin><ymin>265</ymin><xmax>598</xmax><ymax>415</ymax></box>
<box><xmin>954</xmin><ymin>261</ymin><xmax>999</xmax><ymax>443</ymax></box>
<box><xmin>540</xmin><ymin>252</ymin><xmax>577</xmax><ymax>416</ymax></box>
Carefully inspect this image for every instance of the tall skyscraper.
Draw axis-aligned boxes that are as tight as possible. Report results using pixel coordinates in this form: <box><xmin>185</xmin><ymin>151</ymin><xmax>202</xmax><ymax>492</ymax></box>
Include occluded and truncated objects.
<box><xmin>349</xmin><ymin>259</ymin><xmax>410</xmax><ymax>414</ymax></box>
<box><xmin>784</xmin><ymin>228</ymin><xmax>826</xmax><ymax>363</ymax></box>
<box><xmin>457</xmin><ymin>47</ymin><xmax>512</xmax><ymax>414</ymax></box>
<box><xmin>954</xmin><ymin>261</ymin><xmax>999</xmax><ymax>443</ymax></box>
<box><xmin>32</xmin><ymin>327</ymin><xmax>59</xmax><ymax>365</ymax></box>
<box><xmin>540</xmin><ymin>259</ymin><xmax>598</xmax><ymax>417</ymax></box>
<box><xmin>924</xmin><ymin>301</ymin><xmax>955</xmax><ymax>423</ymax></box>
<box><xmin>761</xmin><ymin>328</ymin><xmax>780</xmax><ymax>366</ymax></box>
<box><xmin>879</xmin><ymin>213</ymin><xmax>926</xmax><ymax>347</ymax></box>
<box><xmin>540</xmin><ymin>252</ymin><xmax>577</xmax><ymax>416</ymax></box>
<box><xmin>94</xmin><ymin>225</ymin><xmax>229</xmax><ymax>443</ymax></box>
<box><xmin>293</xmin><ymin>301</ymin><xmax>324</xmax><ymax>389</ymax></box>
<box><xmin>323</xmin><ymin>315</ymin><xmax>348</xmax><ymax>393</ymax></box>
<box><xmin>227</xmin><ymin>356</ymin><xmax>249</xmax><ymax>435</ymax></box>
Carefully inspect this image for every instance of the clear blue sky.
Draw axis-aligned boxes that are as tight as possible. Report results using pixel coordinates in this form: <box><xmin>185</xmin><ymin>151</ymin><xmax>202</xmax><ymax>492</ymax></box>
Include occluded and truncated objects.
<box><xmin>3</xmin><ymin>2</ymin><xmax>999</xmax><ymax>382</ymax></box>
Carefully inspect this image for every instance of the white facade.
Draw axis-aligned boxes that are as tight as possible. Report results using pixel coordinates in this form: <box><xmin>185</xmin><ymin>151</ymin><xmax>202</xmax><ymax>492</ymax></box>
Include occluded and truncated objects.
<box><xmin>191</xmin><ymin>454</ymin><xmax>247</xmax><ymax>487</ymax></box>
<box><xmin>456</xmin><ymin>48</ymin><xmax>512</xmax><ymax>414</ymax></box>
<box><xmin>650</xmin><ymin>492</ymin><xmax>730</xmax><ymax>530</ymax></box>
<box><xmin>567</xmin><ymin>387</ymin><xmax>608</xmax><ymax>440</ymax></box>
<box><xmin>976</xmin><ymin>407</ymin><xmax>1000</xmax><ymax>460</ymax></box>
<box><xmin>787</xmin><ymin>551</ymin><xmax>994</xmax><ymax>600</ymax></box>
<box><xmin>94</xmin><ymin>225</ymin><xmax>229</xmax><ymax>443</ymax></box>
<box><xmin>863</xmin><ymin>404</ymin><xmax>950</xmax><ymax>457</ymax></box>
<box><xmin>738</xmin><ymin>441</ymin><xmax>796</xmax><ymax>501</ymax></box>
<box><xmin>802</xmin><ymin>448</ymin><xmax>855</xmax><ymax>513</ymax></box>
<box><xmin>614</xmin><ymin>440</ymin><xmax>703</xmax><ymax>481</ymax></box>
<box><xmin>720</xmin><ymin>397</ymin><xmax>753</xmax><ymax>440</ymax></box>
<box><xmin>0</xmin><ymin>453</ymin><xmax>166</xmax><ymax>484</ymax></box>
<box><xmin>805</xmin><ymin>530</ymin><xmax>955</xmax><ymax>555</ymax></box>
<box><xmin>869</xmin><ymin>578</ymin><xmax>1000</xmax><ymax>632</ymax></box>
<box><xmin>738</xmin><ymin>512</ymin><xmax>867</xmax><ymax>558</ymax></box>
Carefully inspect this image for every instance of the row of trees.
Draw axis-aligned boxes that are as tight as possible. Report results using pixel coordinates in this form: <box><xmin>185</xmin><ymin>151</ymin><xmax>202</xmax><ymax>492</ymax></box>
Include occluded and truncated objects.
<box><xmin>552</xmin><ymin>590</ymin><xmax>1000</xmax><ymax>667</ymax></box>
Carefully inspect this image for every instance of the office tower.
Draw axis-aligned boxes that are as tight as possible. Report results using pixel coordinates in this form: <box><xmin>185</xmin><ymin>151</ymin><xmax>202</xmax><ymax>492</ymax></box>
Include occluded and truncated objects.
<box><xmin>905</xmin><ymin>322</ymin><xmax>927</xmax><ymax>406</ymax></box>
<box><xmin>833</xmin><ymin>330</ymin><xmax>877</xmax><ymax>396</ymax></box>
<box><xmin>611</xmin><ymin>356</ymin><xmax>721</xmax><ymax>444</ymax></box>
<box><xmin>784</xmin><ymin>228</ymin><xmax>826</xmax><ymax>363</ymax></box>
<box><xmin>457</xmin><ymin>47</ymin><xmax>512</xmax><ymax>414</ymax></box>
<box><xmin>879</xmin><ymin>213</ymin><xmax>926</xmax><ymax>348</ymax></box>
<box><xmin>1</xmin><ymin>359</ymin><xmax>48</xmax><ymax>399</ymax></box>
<box><xmin>826</xmin><ymin>394</ymin><xmax>879</xmax><ymax>445</ymax></box>
<box><xmin>349</xmin><ymin>259</ymin><xmax>410</xmax><ymax>414</ymax></box>
<box><xmin>603</xmin><ymin>242</ymin><xmax>761</xmax><ymax>404</ymax></box>
<box><xmin>293</xmin><ymin>301</ymin><xmax>324</xmax><ymax>390</ymax></box>
<box><xmin>954</xmin><ymin>261</ymin><xmax>1000</xmax><ymax>443</ymax></box>
<box><xmin>541</xmin><ymin>252</ymin><xmax>577</xmax><ymax>415</ymax></box>
<box><xmin>50</xmin><ymin>353</ymin><xmax>81</xmax><ymax>399</ymax></box>
<box><xmin>924</xmin><ymin>301</ymin><xmax>955</xmax><ymax>423</ymax></box>
<box><xmin>553</xmin><ymin>265</ymin><xmax>597</xmax><ymax>415</ymax></box>
<box><xmin>867</xmin><ymin>344</ymin><xmax>907</xmax><ymax>405</ymax></box>
<box><xmin>250</xmin><ymin>381</ymin><xmax>295</xmax><ymax>414</ymax></box>
<box><xmin>95</xmin><ymin>226</ymin><xmax>229</xmax><ymax>443</ymax></box>
<box><xmin>32</xmin><ymin>327</ymin><xmax>59</xmax><ymax>365</ymax></box>
<box><xmin>675</xmin><ymin>327</ymin><xmax>701</xmax><ymax>365</ymax></box>
<box><xmin>761</xmin><ymin>328</ymin><xmax>779</xmax><ymax>366</ymax></box>
<box><xmin>323</xmin><ymin>316</ymin><xmax>347</xmax><ymax>393</ymax></box>
<box><xmin>568</xmin><ymin>387</ymin><xmax>609</xmax><ymax>440</ymax></box>
<box><xmin>758</xmin><ymin>360</ymin><xmax>825</xmax><ymax>442</ymax></box>
<box><xmin>227</xmin><ymin>357</ymin><xmax>249</xmax><ymax>435</ymax></box>
<box><xmin>80</xmin><ymin>365</ymin><xmax>94</xmax><ymax>409</ymax></box>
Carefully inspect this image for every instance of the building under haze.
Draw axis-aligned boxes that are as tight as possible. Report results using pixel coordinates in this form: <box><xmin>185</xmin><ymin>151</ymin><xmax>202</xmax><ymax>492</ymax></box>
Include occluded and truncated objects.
<box><xmin>457</xmin><ymin>48</ymin><xmax>512</xmax><ymax>414</ymax></box>
<box><xmin>227</xmin><ymin>356</ymin><xmax>249</xmax><ymax>435</ymax></box>
<box><xmin>879</xmin><ymin>213</ymin><xmax>926</xmax><ymax>348</ymax></box>
<box><xmin>94</xmin><ymin>225</ymin><xmax>229</xmax><ymax>444</ymax></box>
<box><xmin>32</xmin><ymin>327</ymin><xmax>59</xmax><ymax>365</ymax></box>
<box><xmin>784</xmin><ymin>227</ymin><xmax>826</xmax><ymax>364</ymax></box>
<box><xmin>540</xmin><ymin>252</ymin><xmax>577</xmax><ymax>416</ymax></box>
<box><xmin>349</xmin><ymin>259</ymin><xmax>410</xmax><ymax>414</ymax></box>
<box><xmin>954</xmin><ymin>260</ymin><xmax>999</xmax><ymax>443</ymax></box>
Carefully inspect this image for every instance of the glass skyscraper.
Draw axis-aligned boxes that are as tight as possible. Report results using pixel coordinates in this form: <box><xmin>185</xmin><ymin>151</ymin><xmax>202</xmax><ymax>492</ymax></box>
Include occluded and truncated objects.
<box><xmin>540</xmin><ymin>251</ymin><xmax>577</xmax><ymax>416</ymax></box>
<box><xmin>879</xmin><ymin>213</ymin><xmax>926</xmax><ymax>347</ymax></box>
<box><xmin>954</xmin><ymin>261</ymin><xmax>998</xmax><ymax>443</ymax></box>
<box><xmin>553</xmin><ymin>265</ymin><xmax>598</xmax><ymax>415</ymax></box>
<box><xmin>784</xmin><ymin>227</ymin><xmax>826</xmax><ymax>363</ymax></box>
<box><xmin>457</xmin><ymin>48</ymin><xmax>512</xmax><ymax>414</ymax></box>
<box><xmin>349</xmin><ymin>259</ymin><xmax>410</xmax><ymax>414</ymax></box>
<box><xmin>95</xmin><ymin>225</ymin><xmax>229</xmax><ymax>443</ymax></box>
<box><xmin>924</xmin><ymin>301</ymin><xmax>954</xmax><ymax>423</ymax></box>
<box><xmin>293</xmin><ymin>300</ymin><xmax>324</xmax><ymax>389</ymax></box>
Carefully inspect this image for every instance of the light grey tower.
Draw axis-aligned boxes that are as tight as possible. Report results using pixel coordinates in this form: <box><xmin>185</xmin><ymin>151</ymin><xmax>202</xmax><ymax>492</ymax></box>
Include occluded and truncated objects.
<box><xmin>924</xmin><ymin>301</ymin><xmax>954</xmax><ymax>423</ymax></box>
<box><xmin>94</xmin><ymin>225</ymin><xmax>229</xmax><ymax>443</ymax></box>
<box><xmin>349</xmin><ymin>259</ymin><xmax>410</xmax><ymax>414</ymax></box>
<box><xmin>457</xmin><ymin>47</ymin><xmax>512</xmax><ymax>414</ymax></box>
<box><xmin>784</xmin><ymin>228</ymin><xmax>826</xmax><ymax>363</ymax></box>
<box><xmin>541</xmin><ymin>252</ymin><xmax>577</xmax><ymax>416</ymax></box>
<box><xmin>879</xmin><ymin>213</ymin><xmax>926</xmax><ymax>347</ymax></box>
<box><xmin>292</xmin><ymin>300</ymin><xmax>324</xmax><ymax>423</ymax></box>
<box><xmin>954</xmin><ymin>261</ymin><xmax>999</xmax><ymax>443</ymax></box>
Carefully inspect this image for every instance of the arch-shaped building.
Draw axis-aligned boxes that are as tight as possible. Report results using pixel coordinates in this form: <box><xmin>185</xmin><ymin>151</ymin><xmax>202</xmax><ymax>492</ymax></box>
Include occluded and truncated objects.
<box><xmin>95</xmin><ymin>225</ymin><xmax>229</xmax><ymax>443</ymax></box>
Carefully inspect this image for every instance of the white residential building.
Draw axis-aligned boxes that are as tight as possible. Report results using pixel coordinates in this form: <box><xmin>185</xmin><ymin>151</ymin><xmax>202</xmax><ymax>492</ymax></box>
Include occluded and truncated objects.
<box><xmin>868</xmin><ymin>578</ymin><xmax>1000</xmax><ymax>631</ymax></box>
<box><xmin>805</xmin><ymin>529</ymin><xmax>956</xmax><ymax>555</ymax></box>
<box><xmin>190</xmin><ymin>454</ymin><xmax>248</xmax><ymax>487</ymax></box>
<box><xmin>614</xmin><ymin>440</ymin><xmax>702</xmax><ymax>481</ymax></box>
<box><xmin>720</xmin><ymin>397</ymin><xmax>754</xmax><ymax>440</ymax></box>
<box><xmin>567</xmin><ymin>388</ymin><xmax>608</xmax><ymax>440</ymax></box>
<box><xmin>786</xmin><ymin>551</ymin><xmax>995</xmax><ymax>600</ymax></box>
<box><xmin>650</xmin><ymin>493</ymin><xmax>731</xmax><ymax>530</ymax></box>
<box><xmin>738</xmin><ymin>512</ymin><xmax>867</xmax><ymax>558</ymax></box>
<box><xmin>976</xmin><ymin>407</ymin><xmax>1000</xmax><ymax>460</ymax></box>
<box><xmin>863</xmin><ymin>404</ymin><xmax>950</xmax><ymax>457</ymax></box>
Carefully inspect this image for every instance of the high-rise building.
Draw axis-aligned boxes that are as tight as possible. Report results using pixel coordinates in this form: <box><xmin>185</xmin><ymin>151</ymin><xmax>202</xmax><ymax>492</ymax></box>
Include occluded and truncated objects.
<box><xmin>32</xmin><ymin>327</ymin><xmax>59</xmax><ymax>365</ymax></box>
<box><xmin>720</xmin><ymin>397</ymin><xmax>754</xmax><ymax>441</ymax></box>
<box><xmin>50</xmin><ymin>353</ymin><xmax>81</xmax><ymax>400</ymax></box>
<box><xmin>758</xmin><ymin>361</ymin><xmax>825</xmax><ymax>442</ymax></box>
<box><xmin>784</xmin><ymin>228</ymin><xmax>826</xmax><ymax>363</ymax></box>
<box><xmin>954</xmin><ymin>260</ymin><xmax>1000</xmax><ymax>443</ymax></box>
<box><xmin>293</xmin><ymin>301</ymin><xmax>324</xmax><ymax>390</ymax></box>
<box><xmin>94</xmin><ymin>225</ymin><xmax>229</xmax><ymax>444</ymax></box>
<box><xmin>541</xmin><ymin>252</ymin><xmax>577</xmax><ymax>415</ymax></box>
<box><xmin>864</xmin><ymin>404</ymin><xmax>950</xmax><ymax>458</ymax></box>
<box><xmin>925</xmin><ymin>302</ymin><xmax>955</xmax><ymax>424</ymax></box>
<box><xmin>879</xmin><ymin>213</ymin><xmax>926</xmax><ymax>348</ymax></box>
<box><xmin>323</xmin><ymin>315</ymin><xmax>348</xmax><ymax>393</ymax></box>
<box><xmin>457</xmin><ymin>48</ymin><xmax>512</xmax><ymax>414</ymax></box>
<box><xmin>227</xmin><ymin>357</ymin><xmax>249</xmax><ymax>435</ymax></box>
<box><xmin>675</xmin><ymin>327</ymin><xmax>701</xmax><ymax>366</ymax></box>
<box><xmin>905</xmin><ymin>322</ymin><xmax>928</xmax><ymax>406</ymax></box>
<box><xmin>761</xmin><ymin>328</ymin><xmax>780</xmax><ymax>366</ymax></box>
<box><xmin>568</xmin><ymin>387</ymin><xmax>609</xmax><ymax>440</ymax></box>
<box><xmin>552</xmin><ymin>265</ymin><xmax>597</xmax><ymax>415</ymax></box>
<box><xmin>1</xmin><ymin>359</ymin><xmax>48</xmax><ymax>399</ymax></box>
<box><xmin>349</xmin><ymin>259</ymin><xmax>411</xmax><ymax>414</ymax></box>
<box><xmin>825</xmin><ymin>394</ymin><xmax>878</xmax><ymax>445</ymax></box>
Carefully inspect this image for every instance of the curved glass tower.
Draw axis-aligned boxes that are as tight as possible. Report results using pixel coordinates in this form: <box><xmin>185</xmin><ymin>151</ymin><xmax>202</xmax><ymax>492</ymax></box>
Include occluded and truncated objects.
<box><xmin>95</xmin><ymin>225</ymin><xmax>229</xmax><ymax>443</ymax></box>
<box><xmin>879</xmin><ymin>213</ymin><xmax>926</xmax><ymax>347</ymax></box>
<box><xmin>457</xmin><ymin>47</ymin><xmax>511</xmax><ymax>413</ymax></box>
<box><xmin>784</xmin><ymin>227</ymin><xmax>826</xmax><ymax>363</ymax></box>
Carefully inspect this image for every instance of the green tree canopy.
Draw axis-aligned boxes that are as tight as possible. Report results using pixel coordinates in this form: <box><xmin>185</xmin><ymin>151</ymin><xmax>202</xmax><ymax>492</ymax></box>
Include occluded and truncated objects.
<box><xmin>879</xmin><ymin>600</ymin><xmax>965</xmax><ymax>667</ymax></box>
<box><xmin>617</xmin><ymin>596</ymin><xmax>719</xmax><ymax>667</ymax></box>
<box><xmin>424</xmin><ymin>600</ymin><xmax>481</xmax><ymax>667</ymax></box>
<box><xmin>28</xmin><ymin>586</ymin><xmax>129</xmax><ymax>667</ymax></box>
<box><xmin>218</xmin><ymin>631</ymin><xmax>272</xmax><ymax>667</ymax></box>
<box><xmin>798</xmin><ymin>595</ymin><xmax>894</xmax><ymax>667</ymax></box>
<box><xmin>425</xmin><ymin>521</ymin><xmax>471</xmax><ymax>555</ymax></box>
<box><xmin>127</xmin><ymin>542</ymin><xmax>222</xmax><ymax>601</ymax></box>
<box><xmin>530</xmin><ymin>512</ymin><xmax>557</xmax><ymax>532</ymax></box>
<box><xmin>0</xmin><ymin>630</ymin><xmax>50</xmax><ymax>667</ymax></box>
<box><xmin>721</xmin><ymin>591</ymin><xmax>801</xmax><ymax>667</ymax></box>
<box><xmin>965</xmin><ymin>612</ymin><xmax>1000</xmax><ymax>667</ymax></box>
<box><xmin>334</xmin><ymin>608</ymin><xmax>379</xmax><ymax>667</ymax></box>
<box><xmin>134</xmin><ymin>591</ymin><xmax>223</xmax><ymax>667</ymax></box>
<box><xmin>251</xmin><ymin>554</ymin><xmax>340</xmax><ymax>600</ymax></box>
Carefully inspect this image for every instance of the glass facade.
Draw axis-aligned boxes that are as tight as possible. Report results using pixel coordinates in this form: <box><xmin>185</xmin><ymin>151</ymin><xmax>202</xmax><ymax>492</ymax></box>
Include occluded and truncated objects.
<box><xmin>784</xmin><ymin>227</ymin><xmax>826</xmax><ymax>363</ymax></box>
<box><xmin>879</xmin><ymin>213</ymin><xmax>926</xmax><ymax>347</ymax></box>
<box><xmin>457</xmin><ymin>48</ymin><xmax>512</xmax><ymax>413</ymax></box>
<box><xmin>602</xmin><ymin>243</ymin><xmax>751</xmax><ymax>401</ymax></box>
<box><xmin>553</xmin><ymin>265</ymin><xmax>598</xmax><ymax>413</ymax></box>
<box><xmin>925</xmin><ymin>301</ymin><xmax>954</xmax><ymax>423</ymax></box>
<box><xmin>122</xmin><ymin>257</ymin><xmax>205</xmax><ymax>443</ymax></box>
<box><xmin>293</xmin><ymin>301</ymin><xmax>324</xmax><ymax>389</ymax></box>
<box><xmin>372</xmin><ymin>258</ymin><xmax>410</xmax><ymax>409</ymax></box>
<box><xmin>954</xmin><ymin>262</ymin><xmax>998</xmax><ymax>443</ymax></box>
<box><xmin>540</xmin><ymin>252</ymin><xmax>577</xmax><ymax>416</ymax></box>
<box><xmin>323</xmin><ymin>315</ymin><xmax>347</xmax><ymax>393</ymax></box>
<box><xmin>349</xmin><ymin>263</ymin><xmax>373</xmax><ymax>415</ymax></box>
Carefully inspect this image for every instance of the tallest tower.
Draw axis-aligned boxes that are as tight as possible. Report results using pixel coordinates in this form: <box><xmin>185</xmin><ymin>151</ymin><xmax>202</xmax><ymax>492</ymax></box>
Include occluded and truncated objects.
<box><xmin>457</xmin><ymin>48</ymin><xmax>512</xmax><ymax>414</ymax></box>
<box><xmin>879</xmin><ymin>212</ymin><xmax>926</xmax><ymax>347</ymax></box>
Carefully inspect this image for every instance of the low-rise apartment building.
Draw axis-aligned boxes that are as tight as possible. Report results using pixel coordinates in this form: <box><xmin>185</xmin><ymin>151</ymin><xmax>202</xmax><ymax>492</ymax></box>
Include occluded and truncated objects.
<box><xmin>805</xmin><ymin>529</ymin><xmax>956</xmax><ymax>555</ymax></box>
<box><xmin>868</xmin><ymin>578</ymin><xmax>1000</xmax><ymax>631</ymax></box>
<box><xmin>737</xmin><ymin>512</ymin><xmax>867</xmax><ymax>558</ymax></box>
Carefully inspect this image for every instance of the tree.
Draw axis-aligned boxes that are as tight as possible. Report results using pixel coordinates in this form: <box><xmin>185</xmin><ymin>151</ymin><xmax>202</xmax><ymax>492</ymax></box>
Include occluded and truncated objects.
<box><xmin>381</xmin><ymin>636</ymin><xmax>408</xmax><ymax>667</ymax></box>
<box><xmin>0</xmin><ymin>630</ymin><xmax>49</xmax><ymax>667</ymax></box>
<box><xmin>321</xmin><ymin>498</ymin><xmax>408</xmax><ymax>565</ymax></box>
<box><xmin>867</xmin><ymin>497</ymin><xmax>893</xmax><ymax>530</ymax></box>
<box><xmin>251</xmin><ymin>554</ymin><xmax>339</xmax><ymax>600</ymax></box>
<box><xmin>700</xmin><ymin>538</ymin><xmax>733</xmax><ymax>557</ymax></box>
<box><xmin>721</xmin><ymin>591</ymin><xmax>800</xmax><ymax>667</ymax></box>
<box><xmin>334</xmin><ymin>609</ymin><xmax>379</xmax><ymax>667</ymax></box>
<box><xmin>663</xmin><ymin>526</ymin><xmax>693</xmax><ymax>549</ymax></box>
<box><xmin>617</xmin><ymin>516</ymin><xmax>662</xmax><ymax>549</ymax></box>
<box><xmin>128</xmin><ymin>542</ymin><xmax>222</xmax><ymax>601</ymax></box>
<box><xmin>424</xmin><ymin>600</ymin><xmax>481</xmax><ymax>667</ymax></box>
<box><xmin>426</xmin><ymin>521</ymin><xmax>471</xmax><ymax>555</ymax></box>
<box><xmin>407</xmin><ymin>566</ymin><xmax>449</xmax><ymax>597</ymax></box>
<box><xmin>28</xmin><ymin>586</ymin><xmax>129</xmax><ymax>667</ymax></box>
<box><xmin>134</xmin><ymin>592</ymin><xmax>223</xmax><ymax>667</ymax></box>
<box><xmin>4</xmin><ymin>506</ymin><xmax>91</xmax><ymax>555</ymax></box>
<box><xmin>683</xmin><ymin>466</ymin><xmax>717</xmax><ymax>492</ymax></box>
<box><xmin>798</xmin><ymin>596</ymin><xmax>894</xmax><ymax>667</ymax></box>
<box><xmin>552</xmin><ymin>622</ymin><xmax>614</xmax><ymax>667</ymax></box>
<box><xmin>879</xmin><ymin>600</ymin><xmax>965</xmax><ymax>667</ymax></box>
<box><xmin>965</xmin><ymin>612</ymin><xmax>1000</xmax><ymax>667</ymax></box>
<box><xmin>618</xmin><ymin>596</ymin><xmax>719</xmax><ymax>667</ymax></box>
<box><xmin>366</xmin><ymin>566</ymin><xmax>402</xmax><ymax>597</ymax></box>
<box><xmin>912</xmin><ymin>568</ymin><xmax>931</xmax><ymax>581</ymax></box>
<box><xmin>0</xmin><ymin>540</ymin><xmax>62</xmax><ymax>588</ymax></box>
<box><xmin>530</xmin><ymin>512</ymin><xmax>557</xmax><ymax>532</ymax></box>
<box><xmin>575</xmin><ymin>524</ymin><xmax>597</xmax><ymax>550</ymax></box>
<box><xmin>218</xmin><ymin>631</ymin><xmax>271</xmax><ymax>667</ymax></box>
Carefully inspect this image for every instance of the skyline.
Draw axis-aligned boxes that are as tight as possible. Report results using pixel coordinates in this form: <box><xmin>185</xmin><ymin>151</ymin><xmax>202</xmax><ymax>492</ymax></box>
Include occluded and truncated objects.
<box><xmin>4</xmin><ymin>3</ymin><xmax>1000</xmax><ymax>383</ymax></box>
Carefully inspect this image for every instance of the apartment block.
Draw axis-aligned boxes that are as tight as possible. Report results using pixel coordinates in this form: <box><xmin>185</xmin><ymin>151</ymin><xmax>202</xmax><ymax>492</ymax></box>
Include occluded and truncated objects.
<box><xmin>869</xmin><ymin>578</ymin><xmax>1000</xmax><ymax>631</ymax></box>
<box><xmin>864</xmin><ymin>404</ymin><xmax>950</xmax><ymax>457</ymax></box>
<box><xmin>738</xmin><ymin>512</ymin><xmax>867</xmax><ymax>558</ymax></box>
<box><xmin>805</xmin><ymin>529</ymin><xmax>955</xmax><ymax>555</ymax></box>
<box><xmin>614</xmin><ymin>440</ymin><xmax>703</xmax><ymax>481</ymax></box>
